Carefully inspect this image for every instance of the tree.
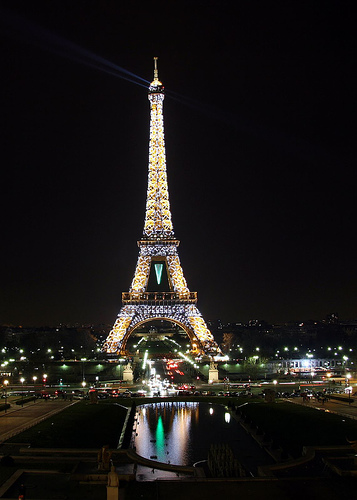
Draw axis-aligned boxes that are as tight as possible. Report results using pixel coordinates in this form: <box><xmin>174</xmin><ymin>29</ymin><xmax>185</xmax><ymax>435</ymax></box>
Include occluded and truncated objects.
<box><xmin>221</xmin><ymin>333</ymin><xmax>235</xmax><ymax>354</ymax></box>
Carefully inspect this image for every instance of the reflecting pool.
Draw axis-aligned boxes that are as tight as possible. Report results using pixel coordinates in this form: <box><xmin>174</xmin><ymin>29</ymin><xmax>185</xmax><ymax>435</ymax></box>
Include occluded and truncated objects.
<box><xmin>131</xmin><ymin>402</ymin><xmax>273</xmax><ymax>475</ymax></box>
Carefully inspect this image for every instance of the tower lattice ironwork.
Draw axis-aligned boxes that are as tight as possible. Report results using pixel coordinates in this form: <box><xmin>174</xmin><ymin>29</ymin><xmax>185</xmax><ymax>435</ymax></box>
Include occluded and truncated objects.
<box><xmin>103</xmin><ymin>58</ymin><xmax>220</xmax><ymax>357</ymax></box>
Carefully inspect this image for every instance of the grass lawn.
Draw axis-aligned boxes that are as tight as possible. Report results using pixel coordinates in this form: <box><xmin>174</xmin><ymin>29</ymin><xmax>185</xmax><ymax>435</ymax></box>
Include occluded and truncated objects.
<box><xmin>240</xmin><ymin>401</ymin><xmax>357</xmax><ymax>456</ymax></box>
<box><xmin>6</xmin><ymin>400</ymin><xmax>129</xmax><ymax>449</ymax></box>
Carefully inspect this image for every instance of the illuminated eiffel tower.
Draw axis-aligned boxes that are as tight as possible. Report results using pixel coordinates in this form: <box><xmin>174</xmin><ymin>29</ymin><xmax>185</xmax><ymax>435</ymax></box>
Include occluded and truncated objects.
<box><xmin>103</xmin><ymin>58</ymin><xmax>220</xmax><ymax>357</ymax></box>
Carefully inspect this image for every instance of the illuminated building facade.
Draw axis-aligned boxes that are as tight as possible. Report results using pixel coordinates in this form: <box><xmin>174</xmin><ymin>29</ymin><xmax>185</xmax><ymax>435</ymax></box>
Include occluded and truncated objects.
<box><xmin>103</xmin><ymin>58</ymin><xmax>220</xmax><ymax>357</ymax></box>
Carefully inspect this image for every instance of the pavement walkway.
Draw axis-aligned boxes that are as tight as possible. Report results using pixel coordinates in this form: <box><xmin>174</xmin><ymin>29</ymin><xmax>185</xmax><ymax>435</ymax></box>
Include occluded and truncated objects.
<box><xmin>287</xmin><ymin>394</ymin><xmax>357</xmax><ymax>420</ymax></box>
<box><xmin>0</xmin><ymin>399</ymin><xmax>78</xmax><ymax>443</ymax></box>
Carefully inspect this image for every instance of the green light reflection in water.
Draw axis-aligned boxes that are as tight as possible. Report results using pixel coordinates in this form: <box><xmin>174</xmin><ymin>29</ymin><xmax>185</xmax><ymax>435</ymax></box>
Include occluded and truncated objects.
<box><xmin>156</xmin><ymin>415</ymin><xmax>165</xmax><ymax>459</ymax></box>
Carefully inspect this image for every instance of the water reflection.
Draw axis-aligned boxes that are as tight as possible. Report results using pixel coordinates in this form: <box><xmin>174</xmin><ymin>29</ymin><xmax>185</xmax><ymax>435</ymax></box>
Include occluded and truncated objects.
<box><xmin>133</xmin><ymin>402</ymin><xmax>198</xmax><ymax>465</ymax></box>
<box><xmin>132</xmin><ymin>402</ymin><xmax>273</xmax><ymax>474</ymax></box>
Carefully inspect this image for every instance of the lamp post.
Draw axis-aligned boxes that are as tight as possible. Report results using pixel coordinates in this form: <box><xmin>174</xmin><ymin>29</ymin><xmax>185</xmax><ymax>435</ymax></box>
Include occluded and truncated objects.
<box><xmin>3</xmin><ymin>380</ymin><xmax>9</xmax><ymax>413</ymax></box>
<box><xmin>33</xmin><ymin>376</ymin><xmax>37</xmax><ymax>402</ymax></box>
<box><xmin>20</xmin><ymin>377</ymin><xmax>25</xmax><ymax>407</ymax></box>
<box><xmin>346</xmin><ymin>373</ymin><xmax>352</xmax><ymax>404</ymax></box>
<box><xmin>81</xmin><ymin>358</ymin><xmax>87</xmax><ymax>386</ymax></box>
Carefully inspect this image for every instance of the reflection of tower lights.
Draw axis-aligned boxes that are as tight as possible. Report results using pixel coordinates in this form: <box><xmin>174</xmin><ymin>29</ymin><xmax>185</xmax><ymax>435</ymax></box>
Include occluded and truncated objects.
<box><xmin>134</xmin><ymin>402</ymin><xmax>203</xmax><ymax>465</ymax></box>
<box><xmin>225</xmin><ymin>412</ymin><xmax>231</xmax><ymax>423</ymax></box>
<box><xmin>209</xmin><ymin>407</ymin><xmax>214</xmax><ymax>415</ymax></box>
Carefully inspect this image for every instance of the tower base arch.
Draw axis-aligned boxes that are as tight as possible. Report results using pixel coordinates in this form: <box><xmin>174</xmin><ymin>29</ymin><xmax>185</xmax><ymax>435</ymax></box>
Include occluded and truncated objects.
<box><xmin>103</xmin><ymin>304</ymin><xmax>218</xmax><ymax>357</ymax></box>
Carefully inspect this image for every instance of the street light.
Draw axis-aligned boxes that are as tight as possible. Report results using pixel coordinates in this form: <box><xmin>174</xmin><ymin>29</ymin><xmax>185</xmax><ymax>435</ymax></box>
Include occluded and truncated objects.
<box><xmin>346</xmin><ymin>373</ymin><xmax>352</xmax><ymax>404</ymax></box>
<box><xmin>3</xmin><ymin>380</ymin><xmax>9</xmax><ymax>413</ymax></box>
<box><xmin>81</xmin><ymin>358</ymin><xmax>87</xmax><ymax>385</ymax></box>
<box><xmin>33</xmin><ymin>376</ymin><xmax>37</xmax><ymax>401</ymax></box>
<box><xmin>20</xmin><ymin>377</ymin><xmax>25</xmax><ymax>407</ymax></box>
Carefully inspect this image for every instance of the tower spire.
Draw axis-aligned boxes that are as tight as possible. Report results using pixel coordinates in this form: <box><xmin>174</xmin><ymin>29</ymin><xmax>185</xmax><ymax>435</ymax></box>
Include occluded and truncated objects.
<box><xmin>149</xmin><ymin>56</ymin><xmax>163</xmax><ymax>93</ymax></box>
<box><xmin>153</xmin><ymin>56</ymin><xmax>159</xmax><ymax>82</ymax></box>
<box><xmin>144</xmin><ymin>57</ymin><xmax>173</xmax><ymax>239</ymax></box>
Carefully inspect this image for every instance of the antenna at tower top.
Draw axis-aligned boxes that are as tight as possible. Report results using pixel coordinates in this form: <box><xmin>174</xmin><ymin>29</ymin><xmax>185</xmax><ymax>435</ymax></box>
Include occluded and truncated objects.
<box><xmin>153</xmin><ymin>56</ymin><xmax>159</xmax><ymax>81</ymax></box>
<box><xmin>149</xmin><ymin>56</ymin><xmax>163</xmax><ymax>93</ymax></box>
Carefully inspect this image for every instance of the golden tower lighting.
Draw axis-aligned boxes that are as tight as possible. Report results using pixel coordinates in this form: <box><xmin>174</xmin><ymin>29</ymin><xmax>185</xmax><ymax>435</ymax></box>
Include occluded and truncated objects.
<box><xmin>103</xmin><ymin>58</ymin><xmax>220</xmax><ymax>357</ymax></box>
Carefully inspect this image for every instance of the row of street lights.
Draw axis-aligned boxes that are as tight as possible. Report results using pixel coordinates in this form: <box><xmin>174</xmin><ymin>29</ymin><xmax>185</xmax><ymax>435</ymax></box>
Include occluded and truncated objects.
<box><xmin>2</xmin><ymin>374</ymin><xmax>48</xmax><ymax>411</ymax></box>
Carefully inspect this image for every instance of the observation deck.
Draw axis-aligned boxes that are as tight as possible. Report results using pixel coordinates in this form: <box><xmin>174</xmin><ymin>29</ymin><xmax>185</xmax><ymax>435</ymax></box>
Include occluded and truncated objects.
<box><xmin>122</xmin><ymin>291</ymin><xmax>197</xmax><ymax>305</ymax></box>
<box><xmin>138</xmin><ymin>239</ymin><xmax>180</xmax><ymax>247</ymax></box>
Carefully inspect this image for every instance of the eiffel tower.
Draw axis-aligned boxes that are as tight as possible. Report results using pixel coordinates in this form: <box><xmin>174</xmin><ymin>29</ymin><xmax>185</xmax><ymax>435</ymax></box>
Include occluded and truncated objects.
<box><xmin>103</xmin><ymin>58</ymin><xmax>220</xmax><ymax>357</ymax></box>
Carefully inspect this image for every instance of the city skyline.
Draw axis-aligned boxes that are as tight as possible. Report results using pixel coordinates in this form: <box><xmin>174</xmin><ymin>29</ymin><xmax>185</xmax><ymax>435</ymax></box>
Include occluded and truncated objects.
<box><xmin>1</xmin><ymin>2</ymin><xmax>356</xmax><ymax>326</ymax></box>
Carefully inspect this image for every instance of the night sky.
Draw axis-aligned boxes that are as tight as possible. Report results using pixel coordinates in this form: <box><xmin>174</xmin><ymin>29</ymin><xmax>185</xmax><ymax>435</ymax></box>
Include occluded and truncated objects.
<box><xmin>1</xmin><ymin>1</ymin><xmax>356</xmax><ymax>326</ymax></box>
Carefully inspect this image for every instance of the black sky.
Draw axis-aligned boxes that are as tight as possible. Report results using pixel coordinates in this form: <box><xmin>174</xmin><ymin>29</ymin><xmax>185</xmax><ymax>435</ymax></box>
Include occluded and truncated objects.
<box><xmin>1</xmin><ymin>1</ymin><xmax>356</xmax><ymax>326</ymax></box>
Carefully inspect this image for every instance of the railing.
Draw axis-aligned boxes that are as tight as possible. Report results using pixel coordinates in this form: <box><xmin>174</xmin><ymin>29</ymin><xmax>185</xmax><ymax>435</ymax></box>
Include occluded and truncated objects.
<box><xmin>122</xmin><ymin>291</ymin><xmax>197</xmax><ymax>304</ymax></box>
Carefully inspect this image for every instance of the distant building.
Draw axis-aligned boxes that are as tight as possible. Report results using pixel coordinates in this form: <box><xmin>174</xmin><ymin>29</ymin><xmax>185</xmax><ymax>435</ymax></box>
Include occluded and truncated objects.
<box><xmin>274</xmin><ymin>357</ymin><xmax>351</xmax><ymax>376</ymax></box>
